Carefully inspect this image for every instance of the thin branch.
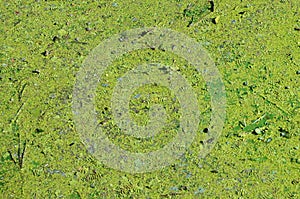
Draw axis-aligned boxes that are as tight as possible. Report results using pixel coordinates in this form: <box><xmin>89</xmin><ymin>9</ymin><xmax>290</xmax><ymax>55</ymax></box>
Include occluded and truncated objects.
<box><xmin>18</xmin><ymin>82</ymin><xmax>27</xmax><ymax>102</ymax></box>
<box><xmin>18</xmin><ymin>140</ymin><xmax>26</xmax><ymax>169</ymax></box>
<box><xmin>12</xmin><ymin>102</ymin><xmax>25</xmax><ymax>123</ymax></box>
<box><xmin>7</xmin><ymin>150</ymin><xmax>17</xmax><ymax>165</ymax></box>
<box><xmin>258</xmin><ymin>94</ymin><xmax>289</xmax><ymax>115</ymax></box>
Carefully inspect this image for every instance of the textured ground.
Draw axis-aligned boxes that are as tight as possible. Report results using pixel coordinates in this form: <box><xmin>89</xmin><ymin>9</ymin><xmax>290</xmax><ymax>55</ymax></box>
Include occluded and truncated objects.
<box><xmin>0</xmin><ymin>0</ymin><xmax>299</xmax><ymax>198</ymax></box>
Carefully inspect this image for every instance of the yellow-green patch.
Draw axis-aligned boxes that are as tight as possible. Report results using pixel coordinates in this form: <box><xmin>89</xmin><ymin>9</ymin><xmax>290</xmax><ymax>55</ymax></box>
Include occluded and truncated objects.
<box><xmin>1</xmin><ymin>0</ymin><xmax>299</xmax><ymax>198</ymax></box>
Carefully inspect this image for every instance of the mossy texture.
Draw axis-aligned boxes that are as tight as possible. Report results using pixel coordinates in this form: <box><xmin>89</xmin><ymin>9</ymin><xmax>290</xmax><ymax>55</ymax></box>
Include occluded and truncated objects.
<box><xmin>1</xmin><ymin>0</ymin><xmax>299</xmax><ymax>198</ymax></box>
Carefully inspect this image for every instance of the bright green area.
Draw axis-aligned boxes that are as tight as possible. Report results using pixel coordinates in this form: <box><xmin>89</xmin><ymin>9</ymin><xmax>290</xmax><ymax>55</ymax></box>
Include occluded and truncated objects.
<box><xmin>0</xmin><ymin>0</ymin><xmax>299</xmax><ymax>198</ymax></box>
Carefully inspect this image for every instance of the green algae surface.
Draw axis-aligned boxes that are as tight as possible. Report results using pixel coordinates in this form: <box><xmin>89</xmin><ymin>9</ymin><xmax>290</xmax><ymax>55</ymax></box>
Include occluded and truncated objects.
<box><xmin>1</xmin><ymin>0</ymin><xmax>299</xmax><ymax>198</ymax></box>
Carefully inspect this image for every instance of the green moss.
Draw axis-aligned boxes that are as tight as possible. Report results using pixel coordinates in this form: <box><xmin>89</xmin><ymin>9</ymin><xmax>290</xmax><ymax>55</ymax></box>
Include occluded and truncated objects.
<box><xmin>1</xmin><ymin>0</ymin><xmax>299</xmax><ymax>198</ymax></box>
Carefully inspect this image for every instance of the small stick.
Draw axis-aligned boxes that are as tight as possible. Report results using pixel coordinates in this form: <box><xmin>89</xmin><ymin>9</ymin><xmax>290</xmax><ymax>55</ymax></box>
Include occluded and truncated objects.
<box><xmin>8</xmin><ymin>103</ymin><xmax>27</xmax><ymax>169</ymax></box>
<box><xmin>258</xmin><ymin>94</ymin><xmax>289</xmax><ymax>115</ymax></box>
<box><xmin>253</xmin><ymin>113</ymin><xmax>266</xmax><ymax>124</ymax></box>
<box><xmin>18</xmin><ymin>140</ymin><xmax>26</xmax><ymax>169</ymax></box>
<box><xmin>18</xmin><ymin>82</ymin><xmax>27</xmax><ymax>102</ymax></box>
<box><xmin>12</xmin><ymin>102</ymin><xmax>25</xmax><ymax>122</ymax></box>
<box><xmin>8</xmin><ymin>150</ymin><xmax>17</xmax><ymax>165</ymax></box>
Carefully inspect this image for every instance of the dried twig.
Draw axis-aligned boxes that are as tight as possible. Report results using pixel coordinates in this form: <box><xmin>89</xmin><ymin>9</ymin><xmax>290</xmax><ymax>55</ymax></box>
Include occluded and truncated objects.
<box><xmin>8</xmin><ymin>102</ymin><xmax>27</xmax><ymax>169</ymax></box>
<box><xmin>7</xmin><ymin>123</ymin><xmax>27</xmax><ymax>169</ymax></box>
<box><xmin>258</xmin><ymin>94</ymin><xmax>289</xmax><ymax>115</ymax></box>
